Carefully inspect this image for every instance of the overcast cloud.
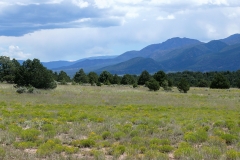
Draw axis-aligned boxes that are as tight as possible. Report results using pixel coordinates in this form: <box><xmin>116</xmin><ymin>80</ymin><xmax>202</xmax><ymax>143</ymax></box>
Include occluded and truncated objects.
<box><xmin>0</xmin><ymin>0</ymin><xmax>240</xmax><ymax>61</ymax></box>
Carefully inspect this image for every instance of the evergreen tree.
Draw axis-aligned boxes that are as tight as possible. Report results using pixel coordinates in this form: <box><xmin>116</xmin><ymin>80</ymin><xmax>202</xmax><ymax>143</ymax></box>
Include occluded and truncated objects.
<box><xmin>14</xmin><ymin>59</ymin><xmax>56</xmax><ymax>89</ymax></box>
<box><xmin>73</xmin><ymin>69</ymin><xmax>88</xmax><ymax>84</ymax></box>
<box><xmin>210</xmin><ymin>73</ymin><xmax>230</xmax><ymax>89</ymax></box>
<box><xmin>88</xmin><ymin>72</ymin><xmax>98</xmax><ymax>85</ymax></box>
<box><xmin>177</xmin><ymin>78</ymin><xmax>190</xmax><ymax>93</ymax></box>
<box><xmin>237</xmin><ymin>79</ymin><xmax>240</xmax><ymax>89</ymax></box>
<box><xmin>0</xmin><ymin>56</ymin><xmax>20</xmax><ymax>83</ymax></box>
<box><xmin>121</xmin><ymin>74</ymin><xmax>136</xmax><ymax>85</ymax></box>
<box><xmin>197</xmin><ymin>79</ymin><xmax>209</xmax><ymax>87</ymax></box>
<box><xmin>58</xmin><ymin>71</ymin><xmax>71</xmax><ymax>82</ymax></box>
<box><xmin>147</xmin><ymin>78</ymin><xmax>160</xmax><ymax>91</ymax></box>
<box><xmin>98</xmin><ymin>71</ymin><xmax>113</xmax><ymax>85</ymax></box>
<box><xmin>112</xmin><ymin>74</ymin><xmax>121</xmax><ymax>85</ymax></box>
<box><xmin>138</xmin><ymin>70</ymin><xmax>151</xmax><ymax>85</ymax></box>
<box><xmin>153</xmin><ymin>70</ymin><xmax>167</xmax><ymax>86</ymax></box>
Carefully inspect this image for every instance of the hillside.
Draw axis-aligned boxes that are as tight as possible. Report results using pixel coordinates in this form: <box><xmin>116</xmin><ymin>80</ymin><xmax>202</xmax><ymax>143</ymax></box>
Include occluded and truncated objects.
<box><xmin>97</xmin><ymin>57</ymin><xmax>163</xmax><ymax>75</ymax></box>
<box><xmin>50</xmin><ymin>33</ymin><xmax>240</xmax><ymax>75</ymax></box>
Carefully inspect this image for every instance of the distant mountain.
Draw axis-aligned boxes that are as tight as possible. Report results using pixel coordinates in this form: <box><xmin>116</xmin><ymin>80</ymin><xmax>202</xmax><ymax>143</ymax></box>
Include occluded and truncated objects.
<box><xmin>50</xmin><ymin>33</ymin><xmax>240</xmax><ymax>75</ymax></box>
<box><xmin>220</xmin><ymin>34</ymin><xmax>240</xmax><ymax>45</ymax></box>
<box><xmin>117</xmin><ymin>37</ymin><xmax>202</xmax><ymax>61</ymax></box>
<box><xmin>97</xmin><ymin>57</ymin><xmax>163</xmax><ymax>75</ymax></box>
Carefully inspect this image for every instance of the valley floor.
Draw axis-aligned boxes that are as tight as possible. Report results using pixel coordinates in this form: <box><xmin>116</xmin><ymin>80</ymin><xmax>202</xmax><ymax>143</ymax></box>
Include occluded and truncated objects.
<box><xmin>0</xmin><ymin>84</ymin><xmax>240</xmax><ymax>159</ymax></box>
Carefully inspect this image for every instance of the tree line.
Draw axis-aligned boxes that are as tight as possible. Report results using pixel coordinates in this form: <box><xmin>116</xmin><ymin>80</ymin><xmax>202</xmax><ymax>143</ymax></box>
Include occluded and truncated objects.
<box><xmin>1</xmin><ymin>56</ymin><xmax>240</xmax><ymax>92</ymax></box>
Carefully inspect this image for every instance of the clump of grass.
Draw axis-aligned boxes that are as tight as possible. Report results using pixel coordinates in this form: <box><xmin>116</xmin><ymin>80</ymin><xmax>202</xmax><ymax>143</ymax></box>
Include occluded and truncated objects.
<box><xmin>101</xmin><ymin>131</ymin><xmax>111</xmax><ymax>140</ymax></box>
<box><xmin>201</xmin><ymin>146</ymin><xmax>222</xmax><ymax>159</ymax></box>
<box><xmin>14</xmin><ymin>141</ymin><xmax>36</xmax><ymax>149</ymax></box>
<box><xmin>113</xmin><ymin>131</ymin><xmax>125</xmax><ymax>140</ymax></box>
<box><xmin>20</xmin><ymin>128</ymin><xmax>40</xmax><ymax>141</ymax></box>
<box><xmin>221</xmin><ymin>133</ymin><xmax>238</xmax><ymax>145</ymax></box>
<box><xmin>37</xmin><ymin>139</ymin><xmax>77</xmax><ymax>157</ymax></box>
<box><xmin>226</xmin><ymin>149</ymin><xmax>240</xmax><ymax>160</ymax></box>
<box><xmin>184</xmin><ymin>129</ymin><xmax>208</xmax><ymax>143</ymax></box>
<box><xmin>174</xmin><ymin>142</ymin><xmax>201</xmax><ymax>159</ymax></box>
<box><xmin>0</xmin><ymin>147</ymin><xmax>6</xmax><ymax>159</ymax></box>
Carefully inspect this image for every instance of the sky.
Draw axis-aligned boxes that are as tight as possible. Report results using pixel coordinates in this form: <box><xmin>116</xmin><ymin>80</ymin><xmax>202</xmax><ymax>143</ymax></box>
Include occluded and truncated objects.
<box><xmin>0</xmin><ymin>0</ymin><xmax>240</xmax><ymax>62</ymax></box>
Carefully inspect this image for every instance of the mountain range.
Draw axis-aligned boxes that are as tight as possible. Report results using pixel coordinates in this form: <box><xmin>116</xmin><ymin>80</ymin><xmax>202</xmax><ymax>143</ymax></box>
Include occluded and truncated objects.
<box><xmin>38</xmin><ymin>34</ymin><xmax>240</xmax><ymax>76</ymax></box>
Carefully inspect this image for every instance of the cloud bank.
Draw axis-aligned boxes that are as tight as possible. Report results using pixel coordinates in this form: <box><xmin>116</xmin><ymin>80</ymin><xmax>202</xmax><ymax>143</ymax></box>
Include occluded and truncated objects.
<box><xmin>0</xmin><ymin>0</ymin><xmax>240</xmax><ymax>61</ymax></box>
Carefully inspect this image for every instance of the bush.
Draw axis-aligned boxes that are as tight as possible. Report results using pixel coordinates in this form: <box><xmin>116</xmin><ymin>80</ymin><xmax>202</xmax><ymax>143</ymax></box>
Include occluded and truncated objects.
<box><xmin>71</xmin><ymin>139</ymin><xmax>95</xmax><ymax>148</ymax></box>
<box><xmin>177</xmin><ymin>78</ymin><xmax>190</xmax><ymax>93</ymax></box>
<box><xmin>20</xmin><ymin>128</ymin><xmax>40</xmax><ymax>141</ymax></box>
<box><xmin>133</xmin><ymin>83</ymin><xmax>138</xmax><ymax>88</ymax></box>
<box><xmin>197</xmin><ymin>79</ymin><xmax>209</xmax><ymax>87</ymax></box>
<box><xmin>96</xmin><ymin>82</ymin><xmax>102</xmax><ymax>86</ymax></box>
<box><xmin>16</xmin><ymin>87</ymin><xmax>27</xmax><ymax>94</ymax></box>
<box><xmin>210</xmin><ymin>73</ymin><xmax>230</xmax><ymax>89</ymax></box>
<box><xmin>237</xmin><ymin>79</ymin><xmax>240</xmax><ymax>89</ymax></box>
<box><xmin>226</xmin><ymin>149</ymin><xmax>240</xmax><ymax>160</ymax></box>
<box><xmin>101</xmin><ymin>131</ymin><xmax>111</xmax><ymax>140</ymax></box>
<box><xmin>221</xmin><ymin>133</ymin><xmax>238</xmax><ymax>145</ymax></box>
<box><xmin>147</xmin><ymin>79</ymin><xmax>160</xmax><ymax>91</ymax></box>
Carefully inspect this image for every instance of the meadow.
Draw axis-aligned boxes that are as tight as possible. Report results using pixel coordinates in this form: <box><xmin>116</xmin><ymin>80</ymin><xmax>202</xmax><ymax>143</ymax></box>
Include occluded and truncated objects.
<box><xmin>0</xmin><ymin>83</ymin><xmax>240</xmax><ymax>160</ymax></box>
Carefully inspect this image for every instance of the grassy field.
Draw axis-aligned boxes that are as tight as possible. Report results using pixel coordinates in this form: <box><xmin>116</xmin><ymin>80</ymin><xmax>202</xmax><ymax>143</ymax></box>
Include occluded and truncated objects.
<box><xmin>0</xmin><ymin>83</ymin><xmax>240</xmax><ymax>160</ymax></box>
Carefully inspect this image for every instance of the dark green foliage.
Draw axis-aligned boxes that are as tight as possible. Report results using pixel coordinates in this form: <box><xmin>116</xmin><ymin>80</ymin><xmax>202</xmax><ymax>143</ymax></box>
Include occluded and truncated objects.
<box><xmin>0</xmin><ymin>56</ymin><xmax>20</xmax><ymax>83</ymax></box>
<box><xmin>112</xmin><ymin>74</ymin><xmax>121</xmax><ymax>84</ymax></box>
<box><xmin>133</xmin><ymin>83</ymin><xmax>138</xmax><ymax>88</ymax></box>
<box><xmin>121</xmin><ymin>74</ymin><xmax>136</xmax><ymax>85</ymax></box>
<box><xmin>210</xmin><ymin>73</ymin><xmax>230</xmax><ymax>89</ymax></box>
<box><xmin>153</xmin><ymin>70</ymin><xmax>167</xmax><ymax>86</ymax></box>
<box><xmin>138</xmin><ymin>70</ymin><xmax>151</xmax><ymax>85</ymax></box>
<box><xmin>177</xmin><ymin>78</ymin><xmax>190</xmax><ymax>93</ymax></box>
<box><xmin>57</xmin><ymin>71</ymin><xmax>71</xmax><ymax>82</ymax></box>
<box><xmin>14</xmin><ymin>59</ymin><xmax>57</xmax><ymax>89</ymax></box>
<box><xmin>98</xmin><ymin>71</ymin><xmax>113</xmax><ymax>85</ymax></box>
<box><xmin>197</xmin><ymin>79</ymin><xmax>209</xmax><ymax>87</ymax></box>
<box><xmin>147</xmin><ymin>78</ymin><xmax>160</xmax><ymax>91</ymax></box>
<box><xmin>88</xmin><ymin>72</ymin><xmax>98</xmax><ymax>85</ymax></box>
<box><xmin>73</xmin><ymin>69</ymin><xmax>88</xmax><ymax>84</ymax></box>
<box><xmin>236</xmin><ymin>79</ymin><xmax>240</xmax><ymax>88</ymax></box>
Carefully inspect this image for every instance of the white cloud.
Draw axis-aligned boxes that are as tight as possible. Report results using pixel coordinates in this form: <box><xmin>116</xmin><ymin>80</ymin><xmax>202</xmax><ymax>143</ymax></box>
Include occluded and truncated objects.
<box><xmin>72</xmin><ymin>0</ymin><xmax>89</xmax><ymax>8</ymax></box>
<box><xmin>157</xmin><ymin>14</ymin><xmax>175</xmax><ymax>20</ymax></box>
<box><xmin>1</xmin><ymin>45</ymin><xmax>31</xmax><ymax>60</ymax></box>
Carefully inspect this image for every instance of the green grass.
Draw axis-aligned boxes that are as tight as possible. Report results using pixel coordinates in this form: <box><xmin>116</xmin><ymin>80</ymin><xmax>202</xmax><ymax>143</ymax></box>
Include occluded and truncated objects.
<box><xmin>0</xmin><ymin>83</ymin><xmax>240</xmax><ymax>159</ymax></box>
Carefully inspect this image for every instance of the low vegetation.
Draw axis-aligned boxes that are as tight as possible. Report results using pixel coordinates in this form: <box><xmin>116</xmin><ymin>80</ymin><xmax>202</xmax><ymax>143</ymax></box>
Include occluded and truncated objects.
<box><xmin>0</xmin><ymin>83</ymin><xmax>240</xmax><ymax>159</ymax></box>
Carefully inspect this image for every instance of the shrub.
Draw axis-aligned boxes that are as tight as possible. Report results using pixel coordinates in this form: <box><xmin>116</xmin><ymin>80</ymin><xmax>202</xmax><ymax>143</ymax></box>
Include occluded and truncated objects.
<box><xmin>174</xmin><ymin>142</ymin><xmax>200</xmax><ymax>159</ymax></box>
<box><xmin>16</xmin><ymin>87</ymin><xmax>27</xmax><ymax>94</ymax></box>
<box><xmin>20</xmin><ymin>128</ymin><xmax>40</xmax><ymax>141</ymax></box>
<box><xmin>201</xmin><ymin>146</ymin><xmax>221</xmax><ymax>159</ymax></box>
<box><xmin>133</xmin><ymin>83</ymin><xmax>138</xmax><ymax>88</ymax></box>
<box><xmin>96</xmin><ymin>82</ymin><xmax>102</xmax><ymax>86</ymax></box>
<box><xmin>159</xmin><ymin>145</ymin><xmax>174</xmax><ymax>153</ymax></box>
<box><xmin>36</xmin><ymin>139</ymin><xmax>64</xmax><ymax>157</ymax></box>
<box><xmin>177</xmin><ymin>78</ymin><xmax>190</xmax><ymax>93</ymax></box>
<box><xmin>147</xmin><ymin>78</ymin><xmax>160</xmax><ymax>91</ymax></box>
<box><xmin>237</xmin><ymin>79</ymin><xmax>240</xmax><ymax>89</ymax></box>
<box><xmin>184</xmin><ymin>129</ymin><xmax>208</xmax><ymax>143</ymax></box>
<box><xmin>71</xmin><ymin>139</ymin><xmax>95</xmax><ymax>148</ymax></box>
<box><xmin>113</xmin><ymin>145</ymin><xmax>125</xmax><ymax>155</ymax></box>
<box><xmin>113</xmin><ymin>132</ymin><xmax>125</xmax><ymax>140</ymax></box>
<box><xmin>197</xmin><ymin>79</ymin><xmax>209</xmax><ymax>87</ymax></box>
<box><xmin>221</xmin><ymin>133</ymin><xmax>238</xmax><ymax>145</ymax></box>
<box><xmin>226</xmin><ymin>149</ymin><xmax>240</xmax><ymax>160</ymax></box>
<box><xmin>101</xmin><ymin>131</ymin><xmax>111</xmax><ymax>140</ymax></box>
<box><xmin>14</xmin><ymin>141</ymin><xmax>36</xmax><ymax>149</ymax></box>
<box><xmin>210</xmin><ymin>73</ymin><xmax>230</xmax><ymax>89</ymax></box>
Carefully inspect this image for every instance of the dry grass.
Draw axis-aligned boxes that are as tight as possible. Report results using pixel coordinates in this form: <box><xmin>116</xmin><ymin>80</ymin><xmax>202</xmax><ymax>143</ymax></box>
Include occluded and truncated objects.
<box><xmin>0</xmin><ymin>83</ymin><xmax>240</xmax><ymax>160</ymax></box>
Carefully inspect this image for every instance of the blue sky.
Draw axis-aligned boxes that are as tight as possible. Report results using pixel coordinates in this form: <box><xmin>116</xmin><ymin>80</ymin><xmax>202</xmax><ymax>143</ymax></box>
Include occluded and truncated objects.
<box><xmin>0</xmin><ymin>0</ymin><xmax>240</xmax><ymax>61</ymax></box>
